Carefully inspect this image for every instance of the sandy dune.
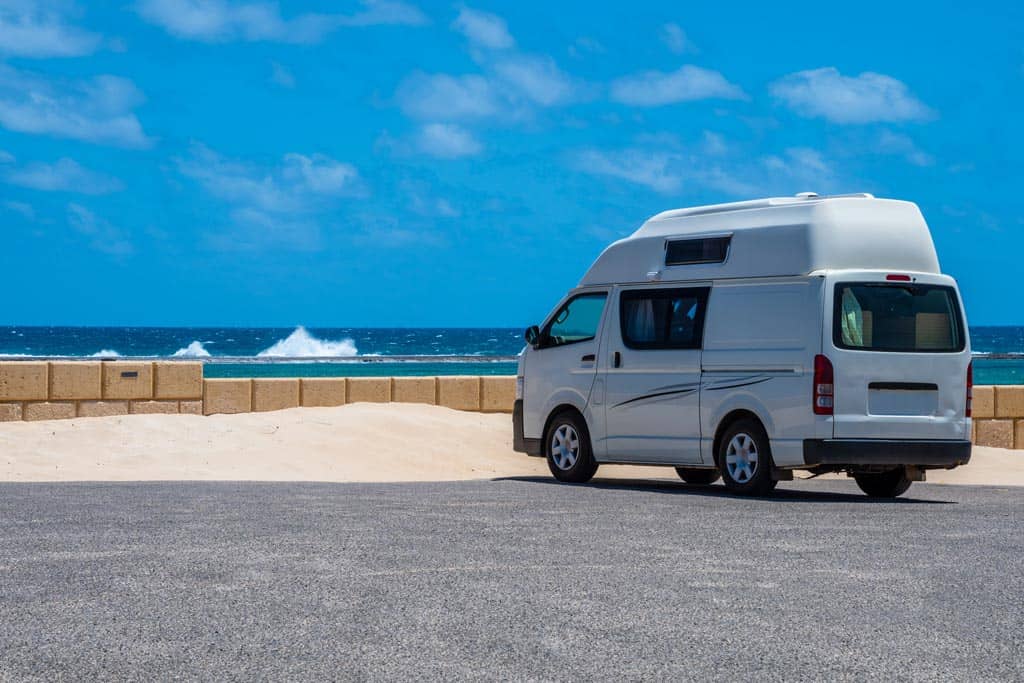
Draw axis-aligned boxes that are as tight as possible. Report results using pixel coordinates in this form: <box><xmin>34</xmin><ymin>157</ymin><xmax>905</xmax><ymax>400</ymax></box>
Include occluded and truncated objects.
<box><xmin>0</xmin><ymin>403</ymin><xmax>1019</xmax><ymax>486</ymax></box>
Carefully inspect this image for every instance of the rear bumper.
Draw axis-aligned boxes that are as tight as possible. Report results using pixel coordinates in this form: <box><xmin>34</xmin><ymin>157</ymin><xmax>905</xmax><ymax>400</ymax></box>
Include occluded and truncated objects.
<box><xmin>803</xmin><ymin>439</ymin><xmax>971</xmax><ymax>468</ymax></box>
<box><xmin>512</xmin><ymin>400</ymin><xmax>542</xmax><ymax>456</ymax></box>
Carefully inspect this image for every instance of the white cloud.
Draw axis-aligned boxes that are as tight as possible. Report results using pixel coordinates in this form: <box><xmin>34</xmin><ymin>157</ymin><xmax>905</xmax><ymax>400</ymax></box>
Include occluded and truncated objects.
<box><xmin>5</xmin><ymin>158</ymin><xmax>123</xmax><ymax>194</ymax></box>
<box><xmin>135</xmin><ymin>0</ymin><xmax>427</xmax><ymax>43</ymax></box>
<box><xmin>0</xmin><ymin>1</ymin><xmax>102</xmax><ymax>58</ymax></box>
<box><xmin>572</xmin><ymin>137</ymin><xmax>843</xmax><ymax>198</ymax></box>
<box><xmin>875</xmin><ymin>130</ymin><xmax>933</xmax><ymax>166</ymax></box>
<box><xmin>610</xmin><ymin>65</ymin><xmax>745</xmax><ymax>106</ymax></box>
<box><xmin>0</xmin><ymin>66</ymin><xmax>152</xmax><ymax>148</ymax></box>
<box><xmin>574</xmin><ymin>148</ymin><xmax>684</xmax><ymax>194</ymax></box>
<box><xmin>492</xmin><ymin>55</ymin><xmax>579</xmax><ymax>106</ymax></box>
<box><xmin>269</xmin><ymin>61</ymin><xmax>295</xmax><ymax>88</ymax></box>
<box><xmin>395</xmin><ymin>72</ymin><xmax>503</xmax><ymax>120</ymax></box>
<box><xmin>659</xmin><ymin>23</ymin><xmax>696</xmax><ymax>55</ymax></box>
<box><xmin>66</xmin><ymin>203</ymin><xmax>133</xmax><ymax>256</ymax></box>
<box><xmin>176</xmin><ymin>144</ymin><xmax>364</xmax><ymax>250</ymax></box>
<box><xmin>282</xmin><ymin>153</ymin><xmax>361</xmax><ymax>194</ymax></box>
<box><xmin>770</xmin><ymin>67</ymin><xmax>933</xmax><ymax>124</ymax></box>
<box><xmin>3</xmin><ymin>200</ymin><xmax>35</xmax><ymax>220</ymax></box>
<box><xmin>415</xmin><ymin>123</ymin><xmax>482</xmax><ymax>158</ymax></box>
<box><xmin>567</xmin><ymin>36</ymin><xmax>604</xmax><ymax>59</ymax></box>
<box><xmin>451</xmin><ymin>6</ymin><xmax>513</xmax><ymax>49</ymax></box>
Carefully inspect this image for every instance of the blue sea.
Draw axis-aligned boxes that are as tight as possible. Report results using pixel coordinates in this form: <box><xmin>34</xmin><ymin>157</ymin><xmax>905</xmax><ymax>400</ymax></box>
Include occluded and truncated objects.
<box><xmin>0</xmin><ymin>325</ymin><xmax>1022</xmax><ymax>384</ymax></box>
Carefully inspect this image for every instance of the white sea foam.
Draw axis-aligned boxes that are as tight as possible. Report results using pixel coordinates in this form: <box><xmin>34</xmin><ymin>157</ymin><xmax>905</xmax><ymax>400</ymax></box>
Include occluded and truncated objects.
<box><xmin>90</xmin><ymin>349</ymin><xmax>122</xmax><ymax>357</ymax></box>
<box><xmin>257</xmin><ymin>326</ymin><xmax>358</xmax><ymax>358</ymax></box>
<box><xmin>173</xmin><ymin>340</ymin><xmax>212</xmax><ymax>358</ymax></box>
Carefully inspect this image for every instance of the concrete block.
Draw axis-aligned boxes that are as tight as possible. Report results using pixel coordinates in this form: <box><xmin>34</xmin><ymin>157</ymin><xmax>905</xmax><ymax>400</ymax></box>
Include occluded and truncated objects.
<box><xmin>0</xmin><ymin>403</ymin><xmax>23</xmax><ymax>422</ymax></box>
<box><xmin>203</xmin><ymin>379</ymin><xmax>252</xmax><ymax>415</ymax></box>
<box><xmin>154</xmin><ymin>362</ymin><xmax>203</xmax><ymax>399</ymax></box>
<box><xmin>49</xmin><ymin>362</ymin><xmax>102</xmax><ymax>400</ymax></box>
<box><xmin>995</xmin><ymin>386</ymin><xmax>1024</xmax><ymax>418</ymax></box>
<box><xmin>972</xmin><ymin>386</ymin><xmax>995</xmax><ymax>419</ymax></box>
<box><xmin>438</xmin><ymin>376</ymin><xmax>481</xmax><ymax>411</ymax></box>
<box><xmin>179</xmin><ymin>400</ymin><xmax>203</xmax><ymax>415</ymax></box>
<box><xmin>77</xmin><ymin>401</ymin><xmax>129</xmax><ymax>417</ymax></box>
<box><xmin>252</xmin><ymin>378</ymin><xmax>300</xmax><ymax>412</ymax></box>
<box><xmin>347</xmin><ymin>377</ymin><xmax>391</xmax><ymax>403</ymax></box>
<box><xmin>300</xmin><ymin>378</ymin><xmax>346</xmax><ymax>407</ymax></box>
<box><xmin>392</xmin><ymin>377</ymin><xmax>436</xmax><ymax>405</ymax></box>
<box><xmin>1016</xmin><ymin>420</ymin><xmax>1024</xmax><ymax>450</ymax></box>
<box><xmin>23</xmin><ymin>402</ymin><xmax>76</xmax><ymax>421</ymax></box>
<box><xmin>0</xmin><ymin>362</ymin><xmax>48</xmax><ymax>401</ymax></box>
<box><xmin>481</xmin><ymin>376</ymin><xmax>515</xmax><ymax>413</ymax></box>
<box><xmin>102</xmin><ymin>362</ymin><xmax>154</xmax><ymax>400</ymax></box>
<box><xmin>975</xmin><ymin>420</ymin><xmax>1014</xmax><ymax>449</ymax></box>
<box><xmin>130</xmin><ymin>400</ymin><xmax>180</xmax><ymax>415</ymax></box>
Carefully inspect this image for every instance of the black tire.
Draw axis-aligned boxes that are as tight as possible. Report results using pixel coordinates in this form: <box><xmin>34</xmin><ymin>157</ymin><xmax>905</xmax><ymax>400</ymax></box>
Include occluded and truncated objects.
<box><xmin>544</xmin><ymin>411</ymin><xmax>598</xmax><ymax>483</ymax></box>
<box><xmin>717</xmin><ymin>418</ymin><xmax>777</xmax><ymax>496</ymax></box>
<box><xmin>853</xmin><ymin>468</ymin><xmax>913</xmax><ymax>498</ymax></box>
<box><xmin>675</xmin><ymin>467</ymin><xmax>721</xmax><ymax>485</ymax></box>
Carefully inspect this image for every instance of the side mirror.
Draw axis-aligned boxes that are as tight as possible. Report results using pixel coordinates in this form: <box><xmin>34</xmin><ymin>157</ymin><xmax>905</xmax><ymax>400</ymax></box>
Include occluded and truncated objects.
<box><xmin>524</xmin><ymin>325</ymin><xmax>541</xmax><ymax>347</ymax></box>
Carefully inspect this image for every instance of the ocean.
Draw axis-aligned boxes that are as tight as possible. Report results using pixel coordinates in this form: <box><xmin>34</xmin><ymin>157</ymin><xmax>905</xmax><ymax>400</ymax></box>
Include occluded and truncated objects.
<box><xmin>1</xmin><ymin>325</ymin><xmax>1022</xmax><ymax>384</ymax></box>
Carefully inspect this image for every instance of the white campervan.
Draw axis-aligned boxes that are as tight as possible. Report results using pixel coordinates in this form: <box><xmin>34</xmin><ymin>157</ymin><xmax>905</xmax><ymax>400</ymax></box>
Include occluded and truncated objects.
<box><xmin>513</xmin><ymin>194</ymin><xmax>972</xmax><ymax>498</ymax></box>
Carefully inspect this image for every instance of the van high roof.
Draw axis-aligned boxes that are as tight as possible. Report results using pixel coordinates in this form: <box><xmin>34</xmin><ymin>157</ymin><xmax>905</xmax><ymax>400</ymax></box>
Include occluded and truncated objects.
<box><xmin>579</xmin><ymin>194</ymin><xmax>941</xmax><ymax>286</ymax></box>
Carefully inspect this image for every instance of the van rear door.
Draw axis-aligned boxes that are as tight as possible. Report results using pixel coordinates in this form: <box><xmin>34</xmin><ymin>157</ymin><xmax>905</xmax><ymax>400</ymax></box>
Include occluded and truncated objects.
<box><xmin>826</xmin><ymin>275</ymin><xmax>970</xmax><ymax>441</ymax></box>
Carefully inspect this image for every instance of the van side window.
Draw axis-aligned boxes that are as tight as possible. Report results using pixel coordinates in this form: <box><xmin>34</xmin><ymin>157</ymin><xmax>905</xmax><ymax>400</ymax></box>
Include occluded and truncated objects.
<box><xmin>665</xmin><ymin>237</ymin><xmax>730</xmax><ymax>266</ymax></box>
<box><xmin>542</xmin><ymin>293</ymin><xmax>607</xmax><ymax>347</ymax></box>
<box><xmin>620</xmin><ymin>287</ymin><xmax>710</xmax><ymax>350</ymax></box>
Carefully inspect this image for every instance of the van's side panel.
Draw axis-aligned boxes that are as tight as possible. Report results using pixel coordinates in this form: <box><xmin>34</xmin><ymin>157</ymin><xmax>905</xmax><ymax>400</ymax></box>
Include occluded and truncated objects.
<box><xmin>700</xmin><ymin>278</ymin><xmax>823</xmax><ymax>467</ymax></box>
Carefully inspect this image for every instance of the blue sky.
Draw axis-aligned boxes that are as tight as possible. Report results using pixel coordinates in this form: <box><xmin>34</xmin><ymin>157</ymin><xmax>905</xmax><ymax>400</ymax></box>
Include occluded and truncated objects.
<box><xmin>0</xmin><ymin>0</ymin><xmax>1021</xmax><ymax>327</ymax></box>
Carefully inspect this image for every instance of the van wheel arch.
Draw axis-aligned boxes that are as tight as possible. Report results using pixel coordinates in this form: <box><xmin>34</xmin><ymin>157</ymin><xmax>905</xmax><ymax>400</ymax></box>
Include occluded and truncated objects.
<box><xmin>543</xmin><ymin>404</ymin><xmax>588</xmax><ymax>442</ymax></box>
<box><xmin>713</xmin><ymin>410</ymin><xmax>769</xmax><ymax>468</ymax></box>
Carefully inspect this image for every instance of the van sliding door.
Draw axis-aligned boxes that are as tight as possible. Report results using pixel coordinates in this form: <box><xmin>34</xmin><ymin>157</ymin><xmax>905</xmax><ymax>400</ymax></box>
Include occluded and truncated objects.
<box><xmin>602</xmin><ymin>286</ymin><xmax>708</xmax><ymax>464</ymax></box>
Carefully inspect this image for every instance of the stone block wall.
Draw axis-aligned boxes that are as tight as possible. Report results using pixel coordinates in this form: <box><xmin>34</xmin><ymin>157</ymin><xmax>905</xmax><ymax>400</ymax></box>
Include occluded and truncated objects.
<box><xmin>2</xmin><ymin>358</ymin><xmax>1018</xmax><ymax>449</ymax></box>
<box><xmin>1</xmin><ymin>361</ymin><xmax>203</xmax><ymax>421</ymax></box>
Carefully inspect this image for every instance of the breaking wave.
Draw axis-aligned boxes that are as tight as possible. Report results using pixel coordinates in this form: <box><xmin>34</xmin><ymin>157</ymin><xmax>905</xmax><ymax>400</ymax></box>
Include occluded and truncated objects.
<box><xmin>173</xmin><ymin>340</ymin><xmax>212</xmax><ymax>358</ymax></box>
<box><xmin>90</xmin><ymin>349</ymin><xmax>122</xmax><ymax>357</ymax></box>
<box><xmin>257</xmin><ymin>326</ymin><xmax>358</xmax><ymax>358</ymax></box>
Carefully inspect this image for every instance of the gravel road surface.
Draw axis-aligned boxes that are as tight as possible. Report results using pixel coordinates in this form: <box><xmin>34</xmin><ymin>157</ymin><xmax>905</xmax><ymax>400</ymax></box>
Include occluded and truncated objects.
<box><xmin>1</xmin><ymin>478</ymin><xmax>1021</xmax><ymax>681</ymax></box>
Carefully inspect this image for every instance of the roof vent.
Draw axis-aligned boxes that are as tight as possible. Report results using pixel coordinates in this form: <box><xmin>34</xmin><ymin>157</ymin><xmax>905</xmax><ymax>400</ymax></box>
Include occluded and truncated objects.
<box><xmin>795</xmin><ymin>192</ymin><xmax>819</xmax><ymax>199</ymax></box>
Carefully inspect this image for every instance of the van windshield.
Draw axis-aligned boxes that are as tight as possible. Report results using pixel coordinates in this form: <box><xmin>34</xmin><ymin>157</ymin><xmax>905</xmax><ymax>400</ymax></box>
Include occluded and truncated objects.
<box><xmin>833</xmin><ymin>283</ymin><xmax>965</xmax><ymax>353</ymax></box>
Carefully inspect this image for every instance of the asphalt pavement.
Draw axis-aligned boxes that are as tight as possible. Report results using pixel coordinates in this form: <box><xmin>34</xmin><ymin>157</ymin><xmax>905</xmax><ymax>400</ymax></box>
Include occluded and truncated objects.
<box><xmin>0</xmin><ymin>477</ymin><xmax>1021</xmax><ymax>681</ymax></box>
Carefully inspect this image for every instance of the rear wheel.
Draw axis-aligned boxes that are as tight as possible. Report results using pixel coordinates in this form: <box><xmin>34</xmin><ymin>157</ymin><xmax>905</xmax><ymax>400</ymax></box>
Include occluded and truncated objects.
<box><xmin>717</xmin><ymin>419</ymin><xmax>777</xmax><ymax>496</ymax></box>
<box><xmin>675</xmin><ymin>468</ymin><xmax>720</xmax><ymax>485</ymax></box>
<box><xmin>853</xmin><ymin>468</ymin><xmax>913</xmax><ymax>498</ymax></box>
<box><xmin>544</xmin><ymin>411</ymin><xmax>598</xmax><ymax>484</ymax></box>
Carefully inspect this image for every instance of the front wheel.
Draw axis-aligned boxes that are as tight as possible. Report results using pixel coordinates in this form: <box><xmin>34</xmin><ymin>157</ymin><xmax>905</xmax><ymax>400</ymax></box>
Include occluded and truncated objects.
<box><xmin>853</xmin><ymin>469</ymin><xmax>912</xmax><ymax>498</ymax></box>
<box><xmin>675</xmin><ymin>467</ymin><xmax>721</xmax><ymax>485</ymax></box>
<box><xmin>717</xmin><ymin>419</ymin><xmax>777</xmax><ymax>496</ymax></box>
<box><xmin>544</xmin><ymin>412</ymin><xmax>598</xmax><ymax>484</ymax></box>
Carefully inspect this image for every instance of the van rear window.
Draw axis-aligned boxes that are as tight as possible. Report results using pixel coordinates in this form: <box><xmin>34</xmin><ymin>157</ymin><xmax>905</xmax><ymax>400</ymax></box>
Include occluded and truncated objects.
<box><xmin>833</xmin><ymin>283</ymin><xmax>965</xmax><ymax>353</ymax></box>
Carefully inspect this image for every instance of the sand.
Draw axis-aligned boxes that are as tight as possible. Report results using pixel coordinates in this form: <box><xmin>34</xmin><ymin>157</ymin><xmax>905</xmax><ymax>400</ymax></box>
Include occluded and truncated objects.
<box><xmin>0</xmin><ymin>403</ymin><xmax>1019</xmax><ymax>487</ymax></box>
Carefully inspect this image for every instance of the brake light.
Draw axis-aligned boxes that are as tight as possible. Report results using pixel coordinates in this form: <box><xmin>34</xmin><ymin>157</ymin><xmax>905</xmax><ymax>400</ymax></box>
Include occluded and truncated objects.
<box><xmin>813</xmin><ymin>354</ymin><xmax>834</xmax><ymax>415</ymax></box>
<box><xmin>886</xmin><ymin>274</ymin><xmax>912</xmax><ymax>281</ymax></box>
<box><xmin>966</xmin><ymin>361</ymin><xmax>973</xmax><ymax>418</ymax></box>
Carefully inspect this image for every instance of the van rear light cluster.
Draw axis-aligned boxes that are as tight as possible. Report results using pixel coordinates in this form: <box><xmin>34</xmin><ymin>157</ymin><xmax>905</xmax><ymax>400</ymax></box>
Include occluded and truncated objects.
<box><xmin>966</xmin><ymin>361</ymin><xmax>973</xmax><ymax>418</ymax></box>
<box><xmin>813</xmin><ymin>354</ymin><xmax>834</xmax><ymax>415</ymax></box>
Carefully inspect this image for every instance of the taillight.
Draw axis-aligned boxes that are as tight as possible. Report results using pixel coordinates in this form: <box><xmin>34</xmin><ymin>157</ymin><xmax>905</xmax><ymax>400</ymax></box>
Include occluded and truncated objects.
<box><xmin>966</xmin><ymin>361</ymin><xmax>973</xmax><ymax>418</ymax></box>
<box><xmin>813</xmin><ymin>354</ymin><xmax>834</xmax><ymax>415</ymax></box>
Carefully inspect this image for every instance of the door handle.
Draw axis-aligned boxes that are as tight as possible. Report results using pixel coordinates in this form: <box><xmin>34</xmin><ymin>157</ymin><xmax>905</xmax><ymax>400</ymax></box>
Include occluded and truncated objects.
<box><xmin>581</xmin><ymin>354</ymin><xmax>595</xmax><ymax>363</ymax></box>
<box><xmin>613</xmin><ymin>351</ymin><xmax>621</xmax><ymax>368</ymax></box>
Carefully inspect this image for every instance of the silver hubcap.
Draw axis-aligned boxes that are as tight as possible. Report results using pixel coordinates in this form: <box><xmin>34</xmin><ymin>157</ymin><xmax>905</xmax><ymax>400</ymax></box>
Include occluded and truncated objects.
<box><xmin>550</xmin><ymin>424</ymin><xmax>580</xmax><ymax>470</ymax></box>
<box><xmin>725</xmin><ymin>433</ymin><xmax>759</xmax><ymax>483</ymax></box>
